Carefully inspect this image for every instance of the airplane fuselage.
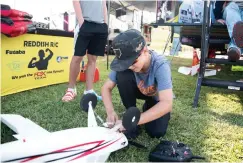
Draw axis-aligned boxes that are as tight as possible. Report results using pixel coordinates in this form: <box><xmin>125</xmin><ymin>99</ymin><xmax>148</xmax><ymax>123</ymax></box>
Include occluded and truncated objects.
<box><xmin>1</xmin><ymin>127</ymin><xmax>128</xmax><ymax>162</ymax></box>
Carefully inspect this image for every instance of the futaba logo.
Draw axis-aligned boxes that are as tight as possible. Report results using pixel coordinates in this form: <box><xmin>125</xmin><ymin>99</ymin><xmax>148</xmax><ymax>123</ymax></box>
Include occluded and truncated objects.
<box><xmin>7</xmin><ymin>61</ymin><xmax>25</xmax><ymax>71</ymax></box>
<box><xmin>6</xmin><ymin>50</ymin><xmax>25</xmax><ymax>54</ymax></box>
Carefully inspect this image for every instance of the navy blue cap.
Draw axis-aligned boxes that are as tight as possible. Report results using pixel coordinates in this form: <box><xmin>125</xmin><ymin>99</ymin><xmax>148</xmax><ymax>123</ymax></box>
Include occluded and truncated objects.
<box><xmin>110</xmin><ymin>29</ymin><xmax>146</xmax><ymax>72</ymax></box>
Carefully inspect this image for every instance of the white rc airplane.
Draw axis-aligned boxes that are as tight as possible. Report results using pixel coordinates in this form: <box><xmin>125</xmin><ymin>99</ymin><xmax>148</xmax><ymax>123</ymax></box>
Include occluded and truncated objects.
<box><xmin>0</xmin><ymin>93</ymin><xmax>140</xmax><ymax>162</ymax></box>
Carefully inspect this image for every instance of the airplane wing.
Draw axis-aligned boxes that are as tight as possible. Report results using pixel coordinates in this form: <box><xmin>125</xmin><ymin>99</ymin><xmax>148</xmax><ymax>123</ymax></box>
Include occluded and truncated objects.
<box><xmin>1</xmin><ymin>114</ymin><xmax>50</xmax><ymax>141</ymax></box>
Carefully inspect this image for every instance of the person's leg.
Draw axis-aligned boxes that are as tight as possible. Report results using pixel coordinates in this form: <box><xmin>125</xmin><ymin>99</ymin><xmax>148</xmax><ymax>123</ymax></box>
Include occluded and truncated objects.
<box><xmin>116</xmin><ymin>69</ymin><xmax>148</xmax><ymax>139</ymax></box>
<box><xmin>84</xmin><ymin>22</ymin><xmax>108</xmax><ymax>100</ymax></box>
<box><xmin>85</xmin><ymin>54</ymin><xmax>97</xmax><ymax>91</ymax></box>
<box><xmin>223</xmin><ymin>2</ymin><xmax>242</xmax><ymax>61</ymax></box>
<box><xmin>223</xmin><ymin>2</ymin><xmax>241</xmax><ymax>38</ymax></box>
<box><xmin>68</xmin><ymin>24</ymin><xmax>84</xmax><ymax>89</ymax></box>
<box><xmin>84</xmin><ymin>54</ymin><xmax>103</xmax><ymax>100</ymax></box>
<box><xmin>210</xmin><ymin>2</ymin><xmax>216</xmax><ymax>24</ymax></box>
<box><xmin>116</xmin><ymin>70</ymin><xmax>139</xmax><ymax>108</ymax></box>
<box><xmin>232</xmin><ymin>8</ymin><xmax>243</xmax><ymax>49</ymax></box>
<box><xmin>143</xmin><ymin>99</ymin><xmax>171</xmax><ymax>138</ymax></box>
<box><xmin>62</xmin><ymin>22</ymin><xmax>90</xmax><ymax>102</ymax></box>
<box><xmin>68</xmin><ymin>56</ymin><xmax>83</xmax><ymax>88</ymax></box>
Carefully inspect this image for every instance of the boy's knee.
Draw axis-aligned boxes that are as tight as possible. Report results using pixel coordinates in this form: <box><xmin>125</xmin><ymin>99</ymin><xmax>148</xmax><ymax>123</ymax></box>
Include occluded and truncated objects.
<box><xmin>145</xmin><ymin>112</ymin><xmax>171</xmax><ymax>138</ymax></box>
<box><xmin>72</xmin><ymin>56</ymin><xmax>83</xmax><ymax>64</ymax></box>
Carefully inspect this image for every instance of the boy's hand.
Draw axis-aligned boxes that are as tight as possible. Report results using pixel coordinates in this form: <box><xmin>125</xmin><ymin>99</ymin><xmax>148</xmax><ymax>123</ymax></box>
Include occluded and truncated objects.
<box><xmin>115</xmin><ymin>120</ymin><xmax>125</xmax><ymax>132</ymax></box>
<box><xmin>106</xmin><ymin>111</ymin><xmax>119</xmax><ymax>128</ymax></box>
<box><xmin>79</xmin><ymin>18</ymin><xmax>84</xmax><ymax>28</ymax></box>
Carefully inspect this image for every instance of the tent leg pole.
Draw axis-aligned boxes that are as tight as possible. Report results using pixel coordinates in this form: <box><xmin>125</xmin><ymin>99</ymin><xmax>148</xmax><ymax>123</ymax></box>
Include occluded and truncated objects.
<box><xmin>106</xmin><ymin>0</ymin><xmax>111</xmax><ymax>70</ymax></box>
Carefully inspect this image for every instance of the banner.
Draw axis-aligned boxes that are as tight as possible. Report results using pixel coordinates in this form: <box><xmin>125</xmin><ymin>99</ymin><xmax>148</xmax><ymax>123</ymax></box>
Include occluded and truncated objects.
<box><xmin>156</xmin><ymin>0</ymin><xmax>204</xmax><ymax>24</ymax></box>
<box><xmin>1</xmin><ymin>34</ymin><xmax>74</xmax><ymax>96</ymax></box>
<box><xmin>178</xmin><ymin>0</ymin><xmax>204</xmax><ymax>23</ymax></box>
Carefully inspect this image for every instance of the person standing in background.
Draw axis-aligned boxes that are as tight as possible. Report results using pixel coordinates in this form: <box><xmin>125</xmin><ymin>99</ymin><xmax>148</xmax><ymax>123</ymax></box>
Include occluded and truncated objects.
<box><xmin>213</xmin><ymin>1</ymin><xmax>243</xmax><ymax>62</ymax></box>
<box><xmin>62</xmin><ymin>0</ymin><xmax>108</xmax><ymax>102</ymax></box>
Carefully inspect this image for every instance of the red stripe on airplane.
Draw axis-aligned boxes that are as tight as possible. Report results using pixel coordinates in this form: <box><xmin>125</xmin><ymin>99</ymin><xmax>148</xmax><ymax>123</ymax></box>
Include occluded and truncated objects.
<box><xmin>21</xmin><ymin>138</ymin><xmax>122</xmax><ymax>162</ymax></box>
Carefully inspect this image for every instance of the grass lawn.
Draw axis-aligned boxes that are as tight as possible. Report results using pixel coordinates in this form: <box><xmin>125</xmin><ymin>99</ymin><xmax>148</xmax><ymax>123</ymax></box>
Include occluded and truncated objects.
<box><xmin>1</xmin><ymin>56</ymin><xmax>243</xmax><ymax>162</ymax></box>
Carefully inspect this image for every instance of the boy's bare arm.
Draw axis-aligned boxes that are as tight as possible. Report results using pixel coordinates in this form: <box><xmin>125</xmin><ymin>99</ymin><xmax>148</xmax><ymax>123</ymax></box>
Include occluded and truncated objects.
<box><xmin>101</xmin><ymin>79</ymin><xmax>116</xmax><ymax>115</ymax></box>
<box><xmin>73</xmin><ymin>0</ymin><xmax>84</xmax><ymax>27</ymax></box>
<box><xmin>138</xmin><ymin>89</ymin><xmax>173</xmax><ymax>125</ymax></box>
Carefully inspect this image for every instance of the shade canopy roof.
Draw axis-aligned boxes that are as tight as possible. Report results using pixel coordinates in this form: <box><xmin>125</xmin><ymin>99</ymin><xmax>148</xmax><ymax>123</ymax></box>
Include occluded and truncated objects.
<box><xmin>123</xmin><ymin>0</ymin><xmax>157</xmax><ymax>12</ymax></box>
<box><xmin>110</xmin><ymin>0</ymin><xmax>157</xmax><ymax>13</ymax></box>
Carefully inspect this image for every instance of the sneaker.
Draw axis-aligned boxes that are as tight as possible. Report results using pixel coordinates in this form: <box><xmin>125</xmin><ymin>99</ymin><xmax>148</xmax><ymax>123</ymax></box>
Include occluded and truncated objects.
<box><xmin>84</xmin><ymin>90</ymin><xmax>102</xmax><ymax>101</ymax></box>
<box><xmin>227</xmin><ymin>47</ymin><xmax>240</xmax><ymax>62</ymax></box>
<box><xmin>232</xmin><ymin>21</ymin><xmax>243</xmax><ymax>48</ymax></box>
<box><xmin>62</xmin><ymin>88</ymin><xmax>77</xmax><ymax>102</ymax></box>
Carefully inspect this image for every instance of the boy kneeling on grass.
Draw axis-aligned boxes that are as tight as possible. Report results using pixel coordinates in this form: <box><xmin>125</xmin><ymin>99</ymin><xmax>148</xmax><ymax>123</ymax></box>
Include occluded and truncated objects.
<box><xmin>101</xmin><ymin>29</ymin><xmax>173</xmax><ymax>139</ymax></box>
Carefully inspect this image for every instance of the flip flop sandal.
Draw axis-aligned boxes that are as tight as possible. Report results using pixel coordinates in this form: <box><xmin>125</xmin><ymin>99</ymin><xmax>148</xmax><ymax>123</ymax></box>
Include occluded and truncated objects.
<box><xmin>62</xmin><ymin>90</ymin><xmax>77</xmax><ymax>102</ymax></box>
